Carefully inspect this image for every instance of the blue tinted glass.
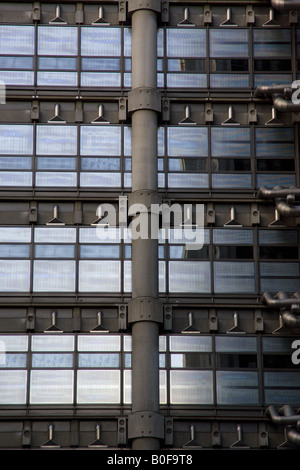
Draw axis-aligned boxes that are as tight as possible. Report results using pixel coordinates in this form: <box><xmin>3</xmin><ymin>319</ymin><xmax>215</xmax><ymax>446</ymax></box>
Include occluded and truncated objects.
<box><xmin>81</xmin><ymin>27</ymin><xmax>121</xmax><ymax>56</ymax></box>
<box><xmin>212</xmin><ymin>174</ymin><xmax>252</xmax><ymax>188</ymax></box>
<box><xmin>256</xmin><ymin>174</ymin><xmax>296</xmax><ymax>188</ymax></box>
<box><xmin>216</xmin><ymin>336</ymin><xmax>257</xmax><ymax>352</ymax></box>
<box><xmin>38</xmin><ymin>26</ymin><xmax>78</xmax><ymax>56</ymax></box>
<box><xmin>81</xmin><ymin>158</ymin><xmax>120</xmax><ymax>171</ymax></box>
<box><xmin>0</xmin><ymin>26</ymin><xmax>34</xmax><ymax>55</ymax></box>
<box><xmin>255</xmin><ymin>128</ymin><xmax>294</xmax><ymax>156</ymax></box>
<box><xmin>0</xmin><ymin>56</ymin><xmax>33</xmax><ymax>69</ymax></box>
<box><xmin>254</xmin><ymin>74</ymin><xmax>292</xmax><ymax>87</ymax></box>
<box><xmin>210</xmin><ymin>74</ymin><xmax>249</xmax><ymax>88</ymax></box>
<box><xmin>0</xmin><ymin>245</ymin><xmax>30</xmax><ymax>258</ymax></box>
<box><xmin>80</xmin><ymin>172</ymin><xmax>121</xmax><ymax>187</ymax></box>
<box><xmin>167</xmin><ymin>29</ymin><xmax>206</xmax><ymax>57</ymax></box>
<box><xmin>32</xmin><ymin>353</ymin><xmax>73</xmax><ymax>368</ymax></box>
<box><xmin>167</xmin><ymin>74</ymin><xmax>207</xmax><ymax>88</ymax></box>
<box><xmin>0</xmin><ymin>354</ymin><xmax>27</xmax><ymax>368</ymax></box>
<box><xmin>168</xmin><ymin>173</ymin><xmax>209</xmax><ymax>188</ymax></box>
<box><xmin>35</xmin><ymin>245</ymin><xmax>75</xmax><ymax>259</ymax></box>
<box><xmin>210</xmin><ymin>29</ymin><xmax>249</xmax><ymax>57</ymax></box>
<box><xmin>0</xmin><ymin>71</ymin><xmax>34</xmax><ymax>86</ymax></box>
<box><xmin>213</xmin><ymin>229</ymin><xmax>253</xmax><ymax>245</ymax></box>
<box><xmin>38</xmin><ymin>57</ymin><xmax>77</xmax><ymax>70</ymax></box>
<box><xmin>216</xmin><ymin>371</ymin><xmax>259</xmax><ymax>405</ymax></box>
<box><xmin>0</xmin><ymin>157</ymin><xmax>31</xmax><ymax>170</ymax></box>
<box><xmin>37</xmin><ymin>71</ymin><xmax>78</xmax><ymax>86</ymax></box>
<box><xmin>211</xmin><ymin>128</ymin><xmax>251</xmax><ymax>157</ymax></box>
<box><xmin>36</xmin><ymin>172</ymin><xmax>77</xmax><ymax>187</ymax></box>
<box><xmin>214</xmin><ymin>262</ymin><xmax>255</xmax><ymax>293</ymax></box>
<box><xmin>168</xmin><ymin>127</ymin><xmax>208</xmax><ymax>157</ymax></box>
<box><xmin>80</xmin><ymin>245</ymin><xmax>120</xmax><ymax>259</ymax></box>
<box><xmin>78</xmin><ymin>353</ymin><xmax>119</xmax><ymax>368</ymax></box>
<box><xmin>37</xmin><ymin>157</ymin><xmax>76</xmax><ymax>170</ymax></box>
<box><xmin>258</xmin><ymin>229</ymin><xmax>298</xmax><ymax>245</ymax></box>
<box><xmin>36</xmin><ymin>126</ymin><xmax>77</xmax><ymax>156</ymax></box>
<box><xmin>80</xmin><ymin>72</ymin><xmax>121</xmax><ymax>87</ymax></box>
<box><xmin>253</xmin><ymin>29</ymin><xmax>291</xmax><ymax>57</ymax></box>
<box><xmin>80</xmin><ymin>126</ymin><xmax>121</xmax><ymax>156</ymax></box>
<box><xmin>0</xmin><ymin>125</ymin><xmax>33</xmax><ymax>155</ymax></box>
<box><xmin>82</xmin><ymin>58</ymin><xmax>120</xmax><ymax>71</ymax></box>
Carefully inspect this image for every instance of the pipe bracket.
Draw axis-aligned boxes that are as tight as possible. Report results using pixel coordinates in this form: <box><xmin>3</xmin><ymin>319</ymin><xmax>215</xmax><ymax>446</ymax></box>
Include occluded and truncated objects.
<box><xmin>128</xmin><ymin>297</ymin><xmax>164</xmax><ymax>324</ymax></box>
<box><xmin>128</xmin><ymin>411</ymin><xmax>165</xmax><ymax>440</ymax></box>
<box><xmin>128</xmin><ymin>0</ymin><xmax>161</xmax><ymax>13</ymax></box>
<box><xmin>128</xmin><ymin>88</ymin><xmax>161</xmax><ymax>113</ymax></box>
<box><xmin>128</xmin><ymin>191</ymin><xmax>162</xmax><ymax>214</ymax></box>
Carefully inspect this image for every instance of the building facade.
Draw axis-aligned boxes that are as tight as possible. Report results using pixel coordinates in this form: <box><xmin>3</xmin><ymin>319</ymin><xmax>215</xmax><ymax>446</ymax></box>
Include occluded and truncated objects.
<box><xmin>0</xmin><ymin>0</ymin><xmax>299</xmax><ymax>450</ymax></box>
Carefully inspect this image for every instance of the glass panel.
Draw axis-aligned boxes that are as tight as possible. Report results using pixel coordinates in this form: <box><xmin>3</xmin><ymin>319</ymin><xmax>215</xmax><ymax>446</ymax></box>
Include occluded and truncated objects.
<box><xmin>216</xmin><ymin>336</ymin><xmax>257</xmax><ymax>352</ymax></box>
<box><xmin>79</xmin><ymin>260</ymin><xmax>121</xmax><ymax>292</ymax></box>
<box><xmin>0</xmin><ymin>245</ymin><xmax>30</xmax><ymax>258</ymax></box>
<box><xmin>37</xmin><ymin>71</ymin><xmax>78</xmax><ymax>87</ymax></box>
<box><xmin>79</xmin><ymin>227</ymin><xmax>120</xmax><ymax>244</ymax></box>
<box><xmin>36</xmin><ymin>126</ymin><xmax>77</xmax><ymax>156</ymax></box>
<box><xmin>80</xmin><ymin>126</ymin><xmax>121</xmax><ymax>156</ymax></box>
<box><xmin>0</xmin><ymin>354</ymin><xmax>27</xmax><ymax>368</ymax></box>
<box><xmin>0</xmin><ymin>260</ymin><xmax>30</xmax><ymax>292</ymax></box>
<box><xmin>169</xmin><ymin>336</ymin><xmax>212</xmax><ymax>352</ymax></box>
<box><xmin>168</xmin><ymin>173</ymin><xmax>209</xmax><ymax>188</ymax></box>
<box><xmin>167</xmin><ymin>29</ymin><xmax>206</xmax><ymax>57</ymax></box>
<box><xmin>0</xmin><ymin>56</ymin><xmax>34</xmax><ymax>69</ymax></box>
<box><xmin>264</xmin><ymin>371</ymin><xmax>300</xmax><ymax>387</ymax></box>
<box><xmin>0</xmin><ymin>370</ymin><xmax>27</xmax><ymax>404</ymax></box>
<box><xmin>32</xmin><ymin>335</ymin><xmax>75</xmax><ymax>352</ymax></box>
<box><xmin>0</xmin><ymin>71</ymin><xmax>34</xmax><ymax>86</ymax></box>
<box><xmin>260</xmin><ymin>262</ymin><xmax>299</xmax><ymax>277</ymax></box>
<box><xmin>36</xmin><ymin>172</ymin><xmax>77</xmax><ymax>187</ymax></box>
<box><xmin>214</xmin><ymin>262</ymin><xmax>255</xmax><ymax>293</ymax></box>
<box><xmin>0</xmin><ymin>26</ymin><xmax>34</xmax><ymax>55</ymax></box>
<box><xmin>80</xmin><ymin>245</ymin><xmax>120</xmax><ymax>259</ymax></box>
<box><xmin>210</xmin><ymin>74</ymin><xmax>249</xmax><ymax>88</ymax></box>
<box><xmin>171</xmin><ymin>354</ymin><xmax>212</xmax><ymax>368</ymax></box>
<box><xmin>81</xmin><ymin>157</ymin><xmax>120</xmax><ymax>171</ymax></box>
<box><xmin>78</xmin><ymin>353</ymin><xmax>119</xmax><ymax>368</ymax></box>
<box><xmin>82</xmin><ymin>58</ymin><xmax>120</xmax><ymax>71</ymax></box>
<box><xmin>81</xmin><ymin>27</ymin><xmax>121</xmax><ymax>57</ymax></box>
<box><xmin>168</xmin><ymin>59</ymin><xmax>205</xmax><ymax>72</ymax></box>
<box><xmin>37</xmin><ymin>157</ymin><xmax>76</xmax><ymax>170</ymax></box>
<box><xmin>0</xmin><ymin>125</ymin><xmax>33</xmax><ymax>155</ymax></box>
<box><xmin>210</xmin><ymin>29</ymin><xmax>249</xmax><ymax>57</ymax></box>
<box><xmin>0</xmin><ymin>228</ymin><xmax>31</xmax><ymax>243</ymax></box>
<box><xmin>212</xmin><ymin>59</ymin><xmax>248</xmax><ymax>72</ymax></box>
<box><xmin>262</xmin><ymin>337</ymin><xmax>297</xmax><ymax>353</ymax></box>
<box><xmin>38</xmin><ymin>57</ymin><xmax>77</xmax><ymax>70</ymax></box>
<box><xmin>255</xmin><ymin>128</ymin><xmax>294</xmax><ymax>157</ymax></box>
<box><xmin>170</xmin><ymin>370</ymin><xmax>213</xmax><ymax>404</ymax></box>
<box><xmin>0</xmin><ymin>335</ymin><xmax>28</xmax><ymax>352</ymax></box>
<box><xmin>80</xmin><ymin>72</ymin><xmax>121</xmax><ymax>87</ymax></box>
<box><xmin>167</xmin><ymin>74</ymin><xmax>207</xmax><ymax>88</ymax></box>
<box><xmin>77</xmin><ymin>370</ymin><xmax>120</xmax><ymax>403</ymax></box>
<box><xmin>216</xmin><ymin>371</ymin><xmax>259</xmax><ymax>404</ymax></box>
<box><xmin>169</xmin><ymin>261</ymin><xmax>211</xmax><ymax>293</ymax></box>
<box><xmin>35</xmin><ymin>244</ymin><xmax>75</xmax><ymax>258</ymax></box>
<box><xmin>0</xmin><ymin>156</ymin><xmax>31</xmax><ymax>170</ymax></box>
<box><xmin>253</xmin><ymin>29</ymin><xmax>291</xmax><ymax>57</ymax></box>
<box><xmin>80</xmin><ymin>172</ymin><xmax>121</xmax><ymax>188</ymax></box>
<box><xmin>256</xmin><ymin>174</ymin><xmax>296</xmax><ymax>189</ymax></box>
<box><xmin>0</xmin><ymin>171</ymin><xmax>32</xmax><ymax>186</ymax></box>
<box><xmin>33</xmin><ymin>260</ymin><xmax>76</xmax><ymax>292</ymax></box>
<box><xmin>78</xmin><ymin>335</ymin><xmax>120</xmax><ymax>352</ymax></box>
<box><xmin>38</xmin><ymin>26</ymin><xmax>78</xmax><ymax>56</ymax></box>
<box><xmin>34</xmin><ymin>227</ymin><xmax>76</xmax><ymax>243</ymax></box>
<box><xmin>264</xmin><ymin>389</ymin><xmax>300</xmax><ymax>405</ymax></box>
<box><xmin>217</xmin><ymin>354</ymin><xmax>257</xmax><ymax>368</ymax></box>
<box><xmin>254</xmin><ymin>73</ymin><xmax>292</xmax><ymax>87</ymax></box>
<box><xmin>123</xmin><ymin>370</ymin><xmax>166</xmax><ymax>404</ymax></box>
<box><xmin>213</xmin><ymin>229</ymin><xmax>253</xmax><ymax>245</ymax></box>
<box><xmin>30</xmin><ymin>370</ymin><xmax>74</xmax><ymax>404</ymax></box>
<box><xmin>168</xmin><ymin>127</ymin><xmax>208</xmax><ymax>157</ymax></box>
<box><xmin>32</xmin><ymin>354</ymin><xmax>73</xmax><ymax>368</ymax></box>
<box><xmin>211</xmin><ymin>128</ymin><xmax>251</xmax><ymax>157</ymax></box>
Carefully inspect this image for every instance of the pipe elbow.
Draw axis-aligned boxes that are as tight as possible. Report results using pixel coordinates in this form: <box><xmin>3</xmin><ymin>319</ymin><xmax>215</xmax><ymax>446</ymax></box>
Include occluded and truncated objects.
<box><xmin>275</xmin><ymin>199</ymin><xmax>300</xmax><ymax>217</ymax></box>
<box><xmin>273</xmin><ymin>95</ymin><xmax>300</xmax><ymax>112</ymax></box>
<box><xmin>271</xmin><ymin>0</ymin><xmax>300</xmax><ymax>10</ymax></box>
<box><xmin>282</xmin><ymin>310</ymin><xmax>300</xmax><ymax>327</ymax></box>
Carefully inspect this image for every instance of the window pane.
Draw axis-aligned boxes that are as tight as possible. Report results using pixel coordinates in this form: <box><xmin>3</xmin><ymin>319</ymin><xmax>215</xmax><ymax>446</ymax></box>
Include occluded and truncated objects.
<box><xmin>78</xmin><ymin>260</ymin><xmax>121</xmax><ymax>292</ymax></box>
<box><xmin>213</xmin><ymin>229</ymin><xmax>253</xmax><ymax>245</ymax></box>
<box><xmin>0</xmin><ymin>335</ymin><xmax>28</xmax><ymax>352</ymax></box>
<box><xmin>167</xmin><ymin>29</ymin><xmax>206</xmax><ymax>57</ymax></box>
<box><xmin>210</xmin><ymin>29</ymin><xmax>248</xmax><ymax>57</ymax></box>
<box><xmin>0</xmin><ymin>354</ymin><xmax>27</xmax><ymax>368</ymax></box>
<box><xmin>35</xmin><ymin>245</ymin><xmax>75</xmax><ymax>259</ymax></box>
<box><xmin>216</xmin><ymin>371</ymin><xmax>259</xmax><ymax>405</ymax></box>
<box><xmin>32</xmin><ymin>335</ymin><xmax>74</xmax><ymax>352</ymax></box>
<box><xmin>253</xmin><ymin>29</ymin><xmax>291</xmax><ymax>57</ymax></box>
<box><xmin>170</xmin><ymin>370</ymin><xmax>213</xmax><ymax>404</ymax></box>
<box><xmin>255</xmin><ymin>128</ymin><xmax>294</xmax><ymax>157</ymax></box>
<box><xmin>212</xmin><ymin>174</ymin><xmax>252</xmax><ymax>189</ymax></box>
<box><xmin>78</xmin><ymin>335</ymin><xmax>120</xmax><ymax>352</ymax></box>
<box><xmin>262</xmin><ymin>337</ymin><xmax>297</xmax><ymax>353</ymax></box>
<box><xmin>36</xmin><ymin>171</ymin><xmax>77</xmax><ymax>188</ymax></box>
<box><xmin>80</xmin><ymin>245</ymin><xmax>120</xmax><ymax>259</ymax></box>
<box><xmin>80</xmin><ymin>172</ymin><xmax>121</xmax><ymax>188</ymax></box>
<box><xmin>168</xmin><ymin>173</ymin><xmax>208</xmax><ymax>188</ymax></box>
<box><xmin>0</xmin><ymin>71</ymin><xmax>34</xmax><ymax>86</ymax></box>
<box><xmin>78</xmin><ymin>353</ymin><xmax>119</xmax><ymax>368</ymax></box>
<box><xmin>79</xmin><ymin>227</ymin><xmax>120</xmax><ymax>244</ymax></box>
<box><xmin>211</xmin><ymin>128</ymin><xmax>251</xmax><ymax>157</ymax></box>
<box><xmin>81</xmin><ymin>27</ymin><xmax>121</xmax><ymax>56</ymax></box>
<box><xmin>169</xmin><ymin>261</ymin><xmax>211</xmax><ymax>293</ymax></box>
<box><xmin>216</xmin><ymin>336</ymin><xmax>257</xmax><ymax>352</ymax></box>
<box><xmin>34</xmin><ymin>227</ymin><xmax>76</xmax><ymax>243</ymax></box>
<box><xmin>81</xmin><ymin>157</ymin><xmax>120</xmax><ymax>171</ymax></box>
<box><xmin>80</xmin><ymin>126</ymin><xmax>121</xmax><ymax>156</ymax></box>
<box><xmin>36</xmin><ymin>126</ymin><xmax>77</xmax><ymax>156</ymax></box>
<box><xmin>0</xmin><ymin>227</ymin><xmax>31</xmax><ymax>243</ymax></box>
<box><xmin>214</xmin><ymin>262</ymin><xmax>255</xmax><ymax>293</ymax></box>
<box><xmin>169</xmin><ymin>336</ymin><xmax>212</xmax><ymax>352</ymax></box>
<box><xmin>0</xmin><ymin>56</ymin><xmax>33</xmax><ymax>69</ymax></box>
<box><xmin>77</xmin><ymin>370</ymin><xmax>120</xmax><ymax>403</ymax></box>
<box><xmin>30</xmin><ymin>370</ymin><xmax>74</xmax><ymax>404</ymax></box>
<box><xmin>33</xmin><ymin>260</ymin><xmax>76</xmax><ymax>292</ymax></box>
<box><xmin>210</xmin><ymin>74</ymin><xmax>249</xmax><ymax>88</ymax></box>
<box><xmin>167</xmin><ymin>74</ymin><xmax>207</xmax><ymax>88</ymax></box>
<box><xmin>0</xmin><ymin>245</ymin><xmax>30</xmax><ymax>258</ymax></box>
<box><xmin>0</xmin><ymin>370</ymin><xmax>27</xmax><ymax>404</ymax></box>
<box><xmin>80</xmin><ymin>72</ymin><xmax>121</xmax><ymax>87</ymax></box>
<box><xmin>32</xmin><ymin>354</ymin><xmax>73</xmax><ymax>368</ymax></box>
<box><xmin>38</xmin><ymin>26</ymin><xmax>78</xmax><ymax>56</ymax></box>
<box><xmin>0</xmin><ymin>171</ymin><xmax>32</xmax><ymax>187</ymax></box>
<box><xmin>82</xmin><ymin>58</ymin><xmax>120</xmax><ymax>71</ymax></box>
<box><xmin>37</xmin><ymin>157</ymin><xmax>76</xmax><ymax>170</ymax></box>
<box><xmin>37</xmin><ymin>71</ymin><xmax>78</xmax><ymax>87</ymax></box>
<box><xmin>0</xmin><ymin>26</ymin><xmax>34</xmax><ymax>55</ymax></box>
<box><xmin>168</xmin><ymin>127</ymin><xmax>208</xmax><ymax>157</ymax></box>
<box><xmin>0</xmin><ymin>260</ymin><xmax>30</xmax><ymax>292</ymax></box>
<box><xmin>38</xmin><ymin>57</ymin><xmax>77</xmax><ymax>70</ymax></box>
<box><xmin>0</xmin><ymin>125</ymin><xmax>33</xmax><ymax>155</ymax></box>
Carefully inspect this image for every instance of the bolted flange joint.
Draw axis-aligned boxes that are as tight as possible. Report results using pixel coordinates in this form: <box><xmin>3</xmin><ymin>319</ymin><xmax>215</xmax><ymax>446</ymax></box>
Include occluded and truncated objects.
<box><xmin>128</xmin><ymin>411</ymin><xmax>165</xmax><ymax>440</ymax></box>
<box><xmin>128</xmin><ymin>297</ymin><xmax>164</xmax><ymax>324</ymax></box>
<box><xmin>128</xmin><ymin>0</ymin><xmax>161</xmax><ymax>14</ymax></box>
<box><xmin>128</xmin><ymin>88</ymin><xmax>161</xmax><ymax>114</ymax></box>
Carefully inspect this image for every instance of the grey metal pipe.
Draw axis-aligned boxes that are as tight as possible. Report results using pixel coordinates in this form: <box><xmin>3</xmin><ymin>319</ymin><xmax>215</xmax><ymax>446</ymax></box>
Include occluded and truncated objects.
<box><xmin>254</xmin><ymin>84</ymin><xmax>291</xmax><ymax>97</ymax></box>
<box><xmin>275</xmin><ymin>198</ymin><xmax>300</xmax><ymax>217</ymax></box>
<box><xmin>273</xmin><ymin>94</ymin><xmax>300</xmax><ymax>112</ymax></box>
<box><xmin>262</xmin><ymin>292</ymin><xmax>300</xmax><ymax>327</ymax></box>
<box><xmin>270</xmin><ymin>0</ymin><xmax>300</xmax><ymax>9</ymax></box>
<box><xmin>266</xmin><ymin>405</ymin><xmax>300</xmax><ymax>425</ymax></box>
<box><xmin>258</xmin><ymin>186</ymin><xmax>300</xmax><ymax>198</ymax></box>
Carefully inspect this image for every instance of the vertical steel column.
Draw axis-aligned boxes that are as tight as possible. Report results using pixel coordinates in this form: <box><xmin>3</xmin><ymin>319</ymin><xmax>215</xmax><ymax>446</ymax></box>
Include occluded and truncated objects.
<box><xmin>127</xmin><ymin>0</ymin><xmax>164</xmax><ymax>450</ymax></box>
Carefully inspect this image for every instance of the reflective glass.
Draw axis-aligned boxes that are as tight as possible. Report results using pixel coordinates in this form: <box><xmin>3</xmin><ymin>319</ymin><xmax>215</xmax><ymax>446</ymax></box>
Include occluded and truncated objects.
<box><xmin>34</xmin><ymin>227</ymin><xmax>76</xmax><ymax>243</ymax></box>
<box><xmin>168</xmin><ymin>127</ymin><xmax>208</xmax><ymax>157</ymax></box>
<box><xmin>80</xmin><ymin>126</ymin><xmax>121</xmax><ymax>156</ymax></box>
<box><xmin>0</xmin><ymin>227</ymin><xmax>31</xmax><ymax>243</ymax></box>
<box><xmin>0</xmin><ymin>171</ymin><xmax>32</xmax><ymax>186</ymax></box>
<box><xmin>0</xmin><ymin>245</ymin><xmax>30</xmax><ymax>258</ymax></box>
<box><xmin>82</xmin><ymin>58</ymin><xmax>120</xmax><ymax>71</ymax></box>
<box><xmin>0</xmin><ymin>156</ymin><xmax>31</xmax><ymax>170</ymax></box>
<box><xmin>0</xmin><ymin>56</ymin><xmax>33</xmax><ymax>69</ymax></box>
<box><xmin>32</xmin><ymin>354</ymin><xmax>73</xmax><ymax>368</ymax></box>
<box><xmin>80</xmin><ymin>245</ymin><xmax>120</xmax><ymax>259</ymax></box>
<box><xmin>0</xmin><ymin>354</ymin><xmax>26</xmax><ymax>368</ymax></box>
<box><xmin>210</xmin><ymin>29</ymin><xmax>248</xmax><ymax>57</ymax></box>
<box><xmin>78</xmin><ymin>335</ymin><xmax>120</xmax><ymax>352</ymax></box>
<box><xmin>33</xmin><ymin>260</ymin><xmax>76</xmax><ymax>292</ymax></box>
<box><xmin>169</xmin><ymin>261</ymin><xmax>211</xmax><ymax>293</ymax></box>
<box><xmin>81</xmin><ymin>158</ymin><xmax>120</xmax><ymax>171</ymax></box>
<box><xmin>211</xmin><ymin>128</ymin><xmax>251</xmax><ymax>157</ymax></box>
<box><xmin>80</xmin><ymin>172</ymin><xmax>121</xmax><ymax>188</ymax></box>
<box><xmin>0</xmin><ymin>370</ymin><xmax>27</xmax><ymax>404</ymax></box>
<box><xmin>262</xmin><ymin>337</ymin><xmax>297</xmax><ymax>353</ymax></box>
<box><xmin>169</xmin><ymin>336</ymin><xmax>212</xmax><ymax>352</ymax></box>
<box><xmin>212</xmin><ymin>174</ymin><xmax>252</xmax><ymax>189</ymax></box>
<box><xmin>77</xmin><ymin>369</ymin><xmax>120</xmax><ymax>403</ymax></box>
<box><xmin>210</xmin><ymin>74</ymin><xmax>249</xmax><ymax>88</ymax></box>
<box><xmin>255</xmin><ymin>128</ymin><xmax>294</xmax><ymax>157</ymax></box>
<box><xmin>170</xmin><ymin>370</ymin><xmax>213</xmax><ymax>404</ymax></box>
<box><xmin>0</xmin><ymin>260</ymin><xmax>30</xmax><ymax>292</ymax></box>
<box><xmin>214</xmin><ymin>262</ymin><xmax>255</xmax><ymax>293</ymax></box>
<box><xmin>253</xmin><ymin>29</ymin><xmax>291</xmax><ymax>57</ymax></box>
<box><xmin>37</xmin><ymin>157</ymin><xmax>76</xmax><ymax>170</ymax></box>
<box><xmin>32</xmin><ymin>335</ymin><xmax>74</xmax><ymax>351</ymax></box>
<box><xmin>216</xmin><ymin>336</ymin><xmax>257</xmax><ymax>352</ymax></box>
<box><xmin>36</xmin><ymin>126</ymin><xmax>77</xmax><ymax>156</ymax></box>
<box><xmin>0</xmin><ymin>125</ymin><xmax>33</xmax><ymax>155</ymax></box>
<box><xmin>80</xmin><ymin>72</ymin><xmax>121</xmax><ymax>87</ymax></box>
<box><xmin>254</xmin><ymin>74</ymin><xmax>292</xmax><ymax>87</ymax></box>
<box><xmin>78</xmin><ymin>260</ymin><xmax>121</xmax><ymax>292</ymax></box>
<box><xmin>81</xmin><ymin>27</ymin><xmax>121</xmax><ymax>56</ymax></box>
<box><xmin>213</xmin><ymin>229</ymin><xmax>253</xmax><ymax>245</ymax></box>
<box><xmin>36</xmin><ymin>172</ymin><xmax>77</xmax><ymax>187</ymax></box>
<box><xmin>256</xmin><ymin>174</ymin><xmax>296</xmax><ymax>189</ymax></box>
<box><xmin>168</xmin><ymin>59</ymin><xmax>205</xmax><ymax>72</ymax></box>
<box><xmin>168</xmin><ymin>173</ymin><xmax>208</xmax><ymax>188</ymax></box>
<box><xmin>258</xmin><ymin>229</ymin><xmax>298</xmax><ymax>245</ymax></box>
<box><xmin>79</xmin><ymin>227</ymin><xmax>120</xmax><ymax>244</ymax></box>
<box><xmin>0</xmin><ymin>71</ymin><xmax>34</xmax><ymax>86</ymax></box>
<box><xmin>38</xmin><ymin>57</ymin><xmax>77</xmax><ymax>70</ymax></box>
<box><xmin>0</xmin><ymin>26</ymin><xmax>34</xmax><ymax>55</ymax></box>
<box><xmin>38</xmin><ymin>26</ymin><xmax>78</xmax><ymax>56</ymax></box>
<box><xmin>30</xmin><ymin>370</ymin><xmax>74</xmax><ymax>404</ymax></box>
<box><xmin>216</xmin><ymin>371</ymin><xmax>259</xmax><ymax>405</ymax></box>
<box><xmin>35</xmin><ymin>245</ymin><xmax>75</xmax><ymax>259</ymax></box>
<box><xmin>167</xmin><ymin>29</ymin><xmax>206</xmax><ymax>57</ymax></box>
<box><xmin>78</xmin><ymin>354</ymin><xmax>119</xmax><ymax>368</ymax></box>
<box><xmin>167</xmin><ymin>74</ymin><xmax>207</xmax><ymax>88</ymax></box>
<box><xmin>37</xmin><ymin>72</ymin><xmax>78</xmax><ymax>86</ymax></box>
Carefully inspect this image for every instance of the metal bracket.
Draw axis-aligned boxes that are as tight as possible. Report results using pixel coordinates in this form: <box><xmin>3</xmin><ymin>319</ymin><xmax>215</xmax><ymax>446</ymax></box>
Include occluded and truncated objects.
<box><xmin>26</xmin><ymin>307</ymin><xmax>35</xmax><ymax>331</ymax></box>
<box><xmin>118</xmin><ymin>304</ymin><xmax>128</xmax><ymax>330</ymax></box>
<box><xmin>128</xmin><ymin>297</ymin><xmax>164</xmax><ymax>323</ymax></box>
<box><xmin>128</xmin><ymin>88</ymin><xmax>161</xmax><ymax>114</ymax></box>
<box><xmin>128</xmin><ymin>0</ymin><xmax>161</xmax><ymax>14</ymax></box>
<box><xmin>128</xmin><ymin>411</ymin><xmax>164</xmax><ymax>440</ymax></box>
<box><xmin>128</xmin><ymin>191</ymin><xmax>162</xmax><ymax>214</ymax></box>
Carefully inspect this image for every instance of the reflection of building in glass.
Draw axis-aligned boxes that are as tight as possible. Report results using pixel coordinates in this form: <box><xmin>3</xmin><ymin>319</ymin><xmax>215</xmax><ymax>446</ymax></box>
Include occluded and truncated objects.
<box><xmin>0</xmin><ymin>0</ymin><xmax>299</xmax><ymax>450</ymax></box>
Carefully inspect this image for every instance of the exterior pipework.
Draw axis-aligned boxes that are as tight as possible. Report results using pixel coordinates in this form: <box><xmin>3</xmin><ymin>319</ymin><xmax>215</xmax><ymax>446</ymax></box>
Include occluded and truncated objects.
<box><xmin>270</xmin><ymin>0</ymin><xmax>300</xmax><ymax>9</ymax></box>
<box><xmin>261</xmin><ymin>292</ymin><xmax>300</xmax><ymax>327</ymax></box>
<box><xmin>129</xmin><ymin>2</ymin><xmax>162</xmax><ymax>450</ymax></box>
<box><xmin>258</xmin><ymin>186</ymin><xmax>300</xmax><ymax>217</ymax></box>
<box><xmin>267</xmin><ymin>406</ymin><xmax>300</xmax><ymax>447</ymax></box>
